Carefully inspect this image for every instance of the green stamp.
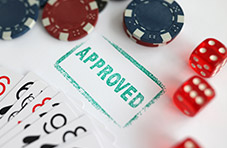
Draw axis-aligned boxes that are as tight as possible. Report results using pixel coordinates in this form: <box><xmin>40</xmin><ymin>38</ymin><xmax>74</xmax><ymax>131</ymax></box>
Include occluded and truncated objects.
<box><xmin>55</xmin><ymin>34</ymin><xmax>165</xmax><ymax>127</ymax></box>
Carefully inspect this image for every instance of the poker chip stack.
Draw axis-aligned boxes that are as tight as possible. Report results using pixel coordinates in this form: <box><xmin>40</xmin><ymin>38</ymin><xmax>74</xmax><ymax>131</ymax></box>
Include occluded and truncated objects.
<box><xmin>0</xmin><ymin>0</ymin><xmax>109</xmax><ymax>41</ymax></box>
<box><xmin>0</xmin><ymin>67</ymin><xmax>113</xmax><ymax>148</ymax></box>
<box><xmin>42</xmin><ymin>0</ymin><xmax>99</xmax><ymax>41</ymax></box>
<box><xmin>123</xmin><ymin>0</ymin><xmax>185</xmax><ymax>47</ymax></box>
<box><xmin>0</xmin><ymin>0</ymin><xmax>184</xmax><ymax>46</ymax></box>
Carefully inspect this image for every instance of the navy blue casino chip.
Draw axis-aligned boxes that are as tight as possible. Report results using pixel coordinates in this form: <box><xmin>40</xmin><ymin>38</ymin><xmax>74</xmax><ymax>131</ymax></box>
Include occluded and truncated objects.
<box><xmin>124</xmin><ymin>0</ymin><xmax>184</xmax><ymax>45</ymax></box>
<box><xmin>39</xmin><ymin>0</ymin><xmax>47</xmax><ymax>7</ymax></box>
<box><xmin>96</xmin><ymin>0</ymin><xmax>108</xmax><ymax>12</ymax></box>
<box><xmin>0</xmin><ymin>0</ymin><xmax>39</xmax><ymax>40</ymax></box>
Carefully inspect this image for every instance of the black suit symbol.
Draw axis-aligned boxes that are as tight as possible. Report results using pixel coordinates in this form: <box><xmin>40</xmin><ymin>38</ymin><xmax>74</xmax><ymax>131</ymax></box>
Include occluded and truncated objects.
<box><xmin>41</xmin><ymin>144</ymin><xmax>58</xmax><ymax>148</ymax></box>
<box><xmin>0</xmin><ymin>105</ymin><xmax>12</xmax><ymax>116</ymax></box>
<box><xmin>23</xmin><ymin>135</ymin><xmax>40</xmax><ymax>146</ymax></box>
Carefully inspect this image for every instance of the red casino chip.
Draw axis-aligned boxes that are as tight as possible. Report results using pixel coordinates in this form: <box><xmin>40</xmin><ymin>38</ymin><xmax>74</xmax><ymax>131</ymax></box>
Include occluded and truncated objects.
<box><xmin>42</xmin><ymin>0</ymin><xmax>99</xmax><ymax>41</ymax></box>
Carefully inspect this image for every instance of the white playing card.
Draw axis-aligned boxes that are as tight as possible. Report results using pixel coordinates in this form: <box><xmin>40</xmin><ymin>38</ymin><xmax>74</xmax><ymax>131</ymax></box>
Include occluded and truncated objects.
<box><xmin>57</xmin><ymin>133</ymin><xmax>101</xmax><ymax>148</ymax></box>
<box><xmin>0</xmin><ymin>93</ymin><xmax>72</xmax><ymax>147</ymax></box>
<box><xmin>0</xmin><ymin>80</ymin><xmax>48</xmax><ymax>131</ymax></box>
<box><xmin>0</xmin><ymin>72</ymin><xmax>42</xmax><ymax>119</ymax></box>
<box><xmin>0</xmin><ymin>69</ymin><xmax>113</xmax><ymax>148</ymax></box>
<box><xmin>26</xmin><ymin>115</ymin><xmax>97</xmax><ymax>148</ymax></box>
<box><xmin>0</xmin><ymin>67</ymin><xmax>23</xmax><ymax>102</ymax></box>
<box><xmin>1</xmin><ymin>103</ymin><xmax>81</xmax><ymax>148</ymax></box>
<box><xmin>0</xmin><ymin>86</ymin><xmax>58</xmax><ymax>139</ymax></box>
<box><xmin>88</xmin><ymin>116</ymin><xmax>116</xmax><ymax>148</ymax></box>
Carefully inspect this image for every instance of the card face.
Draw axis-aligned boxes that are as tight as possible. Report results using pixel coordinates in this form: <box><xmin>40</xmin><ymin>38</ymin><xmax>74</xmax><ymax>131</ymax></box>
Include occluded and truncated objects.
<box><xmin>2</xmin><ymin>103</ymin><xmax>81</xmax><ymax>148</ymax></box>
<box><xmin>0</xmin><ymin>72</ymin><xmax>42</xmax><ymax>119</ymax></box>
<box><xmin>0</xmin><ymin>86</ymin><xmax>58</xmax><ymax>138</ymax></box>
<box><xmin>0</xmin><ymin>80</ymin><xmax>48</xmax><ymax>130</ymax></box>
<box><xmin>0</xmin><ymin>67</ymin><xmax>23</xmax><ymax>102</ymax></box>
<box><xmin>55</xmin><ymin>33</ymin><xmax>165</xmax><ymax>127</ymax></box>
<box><xmin>58</xmin><ymin>133</ymin><xmax>101</xmax><ymax>148</ymax></box>
<box><xmin>0</xmin><ymin>93</ymin><xmax>69</xmax><ymax>147</ymax></box>
<box><xmin>26</xmin><ymin>115</ymin><xmax>96</xmax><ymax>148</ymax></box>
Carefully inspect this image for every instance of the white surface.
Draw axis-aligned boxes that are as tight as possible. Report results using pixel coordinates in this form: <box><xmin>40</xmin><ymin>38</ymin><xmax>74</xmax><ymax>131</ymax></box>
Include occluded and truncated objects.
<box><xmin>0</xmin><ymin>0</ymin><xmax>227</xmax><ymax>148</ymax></box>
<box><xmin>57</xmin><ymin>33</ymin><xmax>163</xmax><ymax>127</ymax></box>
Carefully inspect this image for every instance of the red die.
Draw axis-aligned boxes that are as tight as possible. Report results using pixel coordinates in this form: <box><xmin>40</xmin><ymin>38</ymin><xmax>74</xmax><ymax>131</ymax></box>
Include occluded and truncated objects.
<box><xmin>173</xmin><ymin>76</ymin><xmax>215</xmax><ymax>117</ymax></box>
<box><xmin>189</xmin><ymin>38</ymin><xmax>227</xmax><ymax>78</ymax></box>
<box><xmin>172</xmin><ymin>138</ymin><xmax>201</xmax><ymax>148</ymax></box>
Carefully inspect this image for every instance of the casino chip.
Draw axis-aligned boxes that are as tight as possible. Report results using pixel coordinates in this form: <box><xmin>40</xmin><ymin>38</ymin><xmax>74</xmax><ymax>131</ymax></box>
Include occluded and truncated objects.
<box><xmin>0</xmin><ymin>0</ymin><xmax>39</xmax><ymax>40</ymax></box>
<box><xmin>123</xmin><ymin>0</ymin><xmax>184</xmax><ymax>46</ymax></box>
<box><xmin>42</xmin><ymin>0</ymin><xmax>99</xmax><ymax>41</ymax></box>
<box><xmin>123</xmin><ymin>21</ymin><xmax>171</xmax><ymax>47</ymax></box>
<box><xmin>96</xmin><ymin>0</ymin><xmax>108</xmax><ymax>12</ymax></box>
<box><xmin>39</xmin><ymin>0</ymin><xmax>47</xmax><ymax>7</ymax></box>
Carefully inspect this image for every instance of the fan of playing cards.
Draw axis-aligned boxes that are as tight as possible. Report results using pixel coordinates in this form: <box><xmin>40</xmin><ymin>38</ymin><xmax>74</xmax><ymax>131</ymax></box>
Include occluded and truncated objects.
<box><xmin>0</xmin><ymin>67</ymin><xmax>114</xmax><ymax>148</ymax></box>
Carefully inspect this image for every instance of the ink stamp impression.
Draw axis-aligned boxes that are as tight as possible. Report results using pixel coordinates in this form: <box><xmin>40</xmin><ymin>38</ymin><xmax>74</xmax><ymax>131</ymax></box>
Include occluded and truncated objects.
<box><xmin>55</xmin><ymin>34</ymin><xmax>165</xmax><ymax>127</ymax></box>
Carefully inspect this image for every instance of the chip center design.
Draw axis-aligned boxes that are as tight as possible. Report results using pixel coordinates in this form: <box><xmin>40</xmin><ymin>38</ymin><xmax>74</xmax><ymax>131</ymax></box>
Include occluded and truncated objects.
<box><xmin>135</xmin><ymin>1</ymin><xmax>172</xmax><ymax>32</ymax></box>
<box><xmin>0</xmin><ymin>1</ymin><xmax>26</xmax><ymax>27</ymax></box>
<box><xmin>52</xmin><ymin>1</ymin><xmax>87</xmax><ymax>28</ymax></box>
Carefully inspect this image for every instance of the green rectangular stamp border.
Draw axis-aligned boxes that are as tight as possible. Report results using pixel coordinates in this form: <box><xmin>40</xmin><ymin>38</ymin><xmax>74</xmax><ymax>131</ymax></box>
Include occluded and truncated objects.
<box><xmin>54</xmin><ymin>36</ymin><xmax>165</xmax><ymax>128</ymax></box>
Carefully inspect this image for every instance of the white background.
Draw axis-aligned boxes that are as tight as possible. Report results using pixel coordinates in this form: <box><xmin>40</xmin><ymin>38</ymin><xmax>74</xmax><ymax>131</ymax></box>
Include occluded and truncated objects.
<box><xmin>0</xmin><ymin>0</ymin><xmax>227</xmax><ymax>148</ymax></box>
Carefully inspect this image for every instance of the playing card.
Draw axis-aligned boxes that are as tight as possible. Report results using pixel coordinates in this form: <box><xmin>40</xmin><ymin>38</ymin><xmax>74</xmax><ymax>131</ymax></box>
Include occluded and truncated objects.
<box><xmin>57</xmin><ymin>132</ymin><xmax>101</xmax><ymax>148</ymax></box>
<box><xmin>0</xmin><ymin>93</ymin><xmax>72</xmax><ymax>146</ymax></box>
<box><xmin>0</xmin><ymin>86</ymin><xmax>58</xmax><ymax>138</ymax></box>
<box><xmin>0</xmin><ymin>80</ymin><xmax>48</xmax><ymax>130</ymax></box>
<box><xmin>26</xmin><ymin>115</ymin><xmax>97</xmax><ymax>148</ymax></box>
<box><xmin>1</xmin><ymin>103</ymin><xmax>81</xmax><ymax>148</ymax></box>
<box><xmin>88</xmin><ymin>115</ymin><xmax>116</xmax><ymax>148</ymax></box>
<box><xmin>0</xmin><ymin>67</ymin><xmax>23</xmax><ymax>102</ymax></box>
<box><xmin>0</xmin><ymin>72</ymin><xmax>42</xmax><ymax>119</ymax></box>
<box><xmin>0</xmin><ymin>69</ymin><xmax>113</xmax><ymax>148</ymax></box>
